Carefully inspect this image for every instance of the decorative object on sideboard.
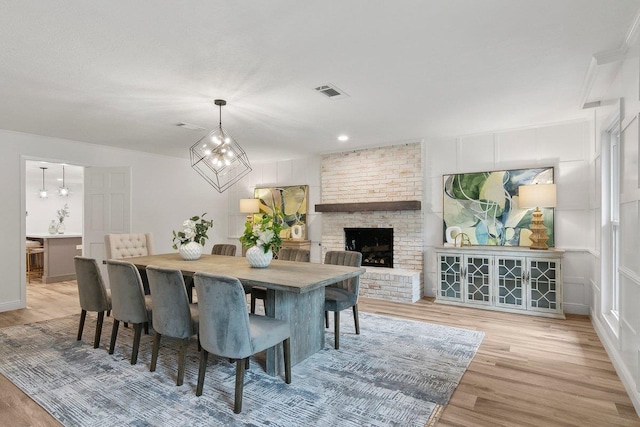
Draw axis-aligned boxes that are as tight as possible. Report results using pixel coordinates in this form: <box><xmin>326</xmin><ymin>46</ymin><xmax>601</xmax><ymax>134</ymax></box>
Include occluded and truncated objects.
<box><xmin>255</xmin><ymin>185</ymin><xmax>308</xmax><ymax>239</ymax></box>
<box><xmin>39</xmin><ymin>167</ymin><xmax>48</xmax><ymax>199</ymax></box>
<box><xmin>172</xmin><ymin>213</ymin><xmax>213</xmax><ymax>260</ymax></box>
<box><xmin>48</xmin><ymin>220</ymin><xmax>58</xmax><ymax>235</ymax></box>
<box><xmin>239</xmin><ymin>198</ymin><xmax>260</xmax><ymax>224</ymax></box>
<box><xmin>189</xmin><ymin>99</ymin><xmax>251</xmax><ymax>193</ymax></box>
<box><xmin>518</xmin><ymin>183</ymin><xmax>557</xmax><ymax>250</ymax></box>
<box><xmin>291</xmin><ymin>224</ymin><xmax>303</xmax><ymax>239</ymax></box>
<box><xmin>58</xmin><ymin>165</ymin><xmax>70</xmax><ymax>197</ymax></box>
<box><xmin>443</xmin><ymin>167</ymin><xmax>554</xmax><ymax>247</ymax></box>
<box><xmin>444</xmin><ymin>226</ymin><xmax>462</xmax><ymax>246</ymax></box>
<box><xmin>454</xmin><ymin>232</ymin><xmax>471</xmax><ymax>247</ymax></box>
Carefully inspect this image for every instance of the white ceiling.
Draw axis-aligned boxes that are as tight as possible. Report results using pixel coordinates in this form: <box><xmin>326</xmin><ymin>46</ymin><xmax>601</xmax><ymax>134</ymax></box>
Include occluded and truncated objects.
<box><xmin>1</xmin><ymin>1</ymin><xmax>639</xmax><ymax>162</ymax></box>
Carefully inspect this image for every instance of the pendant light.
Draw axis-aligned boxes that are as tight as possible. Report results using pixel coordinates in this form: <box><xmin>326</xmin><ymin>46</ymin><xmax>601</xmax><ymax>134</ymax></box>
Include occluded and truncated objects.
<box><xmin>58</xmin><ymin>165</ymin><xmax>69</xmax><ymax>197</ymax></box>
<box><xmin>190</xmin><ymin>99</ymin><xmax>251</xmax><ymax>193</ymax></box>
<box><xmin>39</xmin><ymin>167</ymin><xmax>48</xmax><ymax>199</ymax></box>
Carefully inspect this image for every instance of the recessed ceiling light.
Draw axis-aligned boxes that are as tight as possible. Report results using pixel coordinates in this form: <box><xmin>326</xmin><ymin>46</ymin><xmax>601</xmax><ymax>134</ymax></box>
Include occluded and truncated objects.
<box><xmin>338</xmin><ymin>135</ymin><xmax>349</xmax><ymax>142</ymax></box>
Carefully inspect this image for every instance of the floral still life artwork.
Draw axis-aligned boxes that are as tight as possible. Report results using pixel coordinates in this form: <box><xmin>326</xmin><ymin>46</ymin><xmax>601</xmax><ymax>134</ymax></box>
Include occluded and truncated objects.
<box><xmin>254</xmin><ymin>185</ymin><xmax>308</xmax><ymax>239</ymax></box>
<box><xmin>443</xmin><ymin>167</ymin><xmax>554</xmax><ymax>247</ymax></box>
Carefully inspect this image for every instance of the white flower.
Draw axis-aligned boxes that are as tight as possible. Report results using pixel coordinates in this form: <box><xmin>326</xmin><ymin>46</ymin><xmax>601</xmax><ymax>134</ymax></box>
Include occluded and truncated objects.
<box><xmin>257</xmin><ymin>229</ymin><xmax>275</xmax><ymax>246</ymax></box>
<box><xmin>183</xmin><ymin>219</ymin><xmax>196</xmax><ymax>229</ymax></box>
<box><xmin>183</xmin><ymin>228</ymin><xmax>196</xmax><ymax>240</ymax></box>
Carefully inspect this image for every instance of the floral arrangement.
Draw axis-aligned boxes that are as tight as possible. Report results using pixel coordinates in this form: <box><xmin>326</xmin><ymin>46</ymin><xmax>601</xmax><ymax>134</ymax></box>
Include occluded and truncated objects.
<box><xmin>240</xmin><ymin>211</ymin><xmax>283</xmax><ymax>254</ymax></box>
<box><xmin>172</xmin><ymin>213</ymin><xmax>213</xmax><ymax>249</ymax></box>
<box><xmin>57</xmin><ymin>203</ymin><xmax>70</xmax><ymax>223</ymax></box>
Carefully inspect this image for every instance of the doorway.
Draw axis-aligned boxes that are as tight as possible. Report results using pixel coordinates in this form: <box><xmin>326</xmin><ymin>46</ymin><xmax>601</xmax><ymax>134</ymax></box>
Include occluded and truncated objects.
<box><xmin>25</xmin><ymin>160</ymin><xmax>84</xmax><ymax>285</ymax></box>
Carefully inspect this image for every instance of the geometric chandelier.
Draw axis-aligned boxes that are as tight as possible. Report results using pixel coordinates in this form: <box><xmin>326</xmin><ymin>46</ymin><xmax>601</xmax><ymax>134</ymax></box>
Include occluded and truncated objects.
<box><xmin>190</xmin><ymin>99</ymin><xmax>252</xmax><ymax>193</ymax></box>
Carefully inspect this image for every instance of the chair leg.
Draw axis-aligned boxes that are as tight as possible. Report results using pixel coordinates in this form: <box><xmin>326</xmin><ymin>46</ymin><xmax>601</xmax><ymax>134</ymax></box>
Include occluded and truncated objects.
<box><xmin>234</xmin><ymin>357</ymin><xmax>247</xmax><ymax>414</ymax></box>
<box><xmin>177</xmin><ymin>338</ymin><xmax>189</xmax><ymax>386</ymax></box>
<box><xmin>334</xmin><ymin>311</ymin><xmax>340</xmax><ymax>350</ymax></box>
<box><xmin>250</xmin><ymin>294</ymin><xmax>257</xmax><ymax>314</ymax></box>
<box><xmin>144</xmin><ymin>321</ymin><xmax>149</xmax><ymax>335</ymax></box>
<box><xmin>325</xmin><ymin>311</ymin><xmax>329</xmax><ymax>328</ymax></box>
<box><xmin>94</xmin><ymin>311</ymin><xmax>105</xmax><ymax>349</ymax></box>
<box><xmin>353</xmin><ymin>304</ymin><xmax>360</xmax><ymax>335</ymax></box>
<box><xmin>283</xmin><ymin>338</ymin><xmax>291</xmax><ymax>384</ymax></box>
<box><xmin>196</xmin><ymin>349</ymin><xmax>209</xmax><ymax>396</ymax></box>
<box><xmin>131</xmin><ymin>323</ymin><xmax>143</xmax><ymax>365</ymax></box>
<box><xmin>77</xmin><ymin>309</ymin><xmax>87</xmax><ymax>341</ymax></box>
<box><xmin>109</xmin><ymin>319</ymin><xmax>120</xmax><ymax>354</ymax></box>
<box><xmin>106</xmin><ymin>310</ymin><xmax>111</xmax><ymax>317</ymax></box>
<box><xmin>150</xmin><ymin>332</ymin><xmax>161</xmax><ymax>372</ymax></box>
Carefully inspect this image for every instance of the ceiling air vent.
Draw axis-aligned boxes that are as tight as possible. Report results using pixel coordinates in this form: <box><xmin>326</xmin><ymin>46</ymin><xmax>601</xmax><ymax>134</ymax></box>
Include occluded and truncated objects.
<box><xmin>177</xmin><ymin>122</ymin><xmax>206</xmax><ymax>131</ymax></box>
<box><xmin>314</xmin><ymin>83</ymin><xmax>349</xmax><ymax>100</ymax></box>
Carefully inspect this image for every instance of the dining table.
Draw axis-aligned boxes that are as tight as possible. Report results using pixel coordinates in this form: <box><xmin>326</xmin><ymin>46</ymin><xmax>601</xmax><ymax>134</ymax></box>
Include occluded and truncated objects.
<box><xmin>122</xmin><ymin>253</ymin><xmax>366</xmax><ymax>376</ymax></box>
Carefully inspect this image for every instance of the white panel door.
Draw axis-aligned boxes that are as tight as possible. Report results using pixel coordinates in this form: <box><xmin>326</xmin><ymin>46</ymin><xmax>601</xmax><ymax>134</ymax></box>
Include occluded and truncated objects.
<box><xmin>83</xmin><ymin>167</ymin><xmax>131</xmax><ymax>276</ymax></box>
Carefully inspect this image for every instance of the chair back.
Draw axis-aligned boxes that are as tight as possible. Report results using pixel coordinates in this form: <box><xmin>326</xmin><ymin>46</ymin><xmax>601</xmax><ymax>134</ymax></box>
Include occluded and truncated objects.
<box><xmin>324</xmin><ymin>251</ymin><xmax>362</xmax><ymax>294</ymax></box>
<box><xmin>211</xmin><ymin>244</ymin><xmax>237</xmax><ymax>256</ymax></box>
<box><xmin>74</xmin><ymin>256</ymin><xmax>111</xmax><ymax>312</ymax></box>
<box><xmin>278</xmin><ymin>248</ymin><xmax>310</xmax><ymax>262</ymax></box>
<box><xmin>104</xmin><ymin>233</ymin><xmax>155</xmax><ymax>259</ymax></box>
<box><xmin>146</xmin><ymin>266</ymin><xmax>194</xmax><ymax>339</ymax></box>
<box><xmin>194</xmin><ymin>272</ymin><xmax>253</xmax><ymax>359</ymax></box>
<box><xmin>106</xmin><ymin>259</ymin><xmax>149</xmax><ymax>324</ymax></box>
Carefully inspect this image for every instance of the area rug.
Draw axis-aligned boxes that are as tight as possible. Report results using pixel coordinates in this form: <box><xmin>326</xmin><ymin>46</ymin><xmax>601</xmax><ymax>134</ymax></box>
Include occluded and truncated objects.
<box><xmin>0</xmin><ymin>312</ymin><xmax>483</xmax><ymax>427</ymax></box>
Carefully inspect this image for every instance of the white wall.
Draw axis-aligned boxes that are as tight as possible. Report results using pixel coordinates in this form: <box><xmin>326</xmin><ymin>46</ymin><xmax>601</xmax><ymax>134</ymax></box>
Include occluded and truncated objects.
<box><xmin>26</xmin><ymin>162</ymin><xmax>84</xmax><ymax>235</ymax></box>
<box><xmin>590</xmin><ymin>51</ymin><xmax>640</xmax><ymax>414</ymax></box>
<box><xmin>423</xmin><ymin>120</ymin><xmax>592</xmax><ymax>315</ymax></box>
<box><xmin>1</xmin><ymin>129</ymin><xmax>229</xmax><ymax>312</ymax></box>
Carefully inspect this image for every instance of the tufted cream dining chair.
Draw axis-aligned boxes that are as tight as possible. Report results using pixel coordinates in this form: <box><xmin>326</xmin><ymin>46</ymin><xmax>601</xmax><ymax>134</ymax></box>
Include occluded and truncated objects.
<box><xmin>104</xmin><ymin>233</ymin><xmax>155</xmax><ymax>260</ymax></box>
<box><xmin>105</xmin><ymin>233</ymin><xmax>155</xmax><ymax>294</ymax></box>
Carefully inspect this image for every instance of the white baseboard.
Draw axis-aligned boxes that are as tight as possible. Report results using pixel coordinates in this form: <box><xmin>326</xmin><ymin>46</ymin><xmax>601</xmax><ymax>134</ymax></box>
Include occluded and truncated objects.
<box><xmin>590</xmin><ymin>308</ymin><xmax>640</xmax><ymax>417</ymax></box>
<box><xmin>0</xmin><ymin>299</ymin><xmax>26</xmax><ymax>313</ymax></box>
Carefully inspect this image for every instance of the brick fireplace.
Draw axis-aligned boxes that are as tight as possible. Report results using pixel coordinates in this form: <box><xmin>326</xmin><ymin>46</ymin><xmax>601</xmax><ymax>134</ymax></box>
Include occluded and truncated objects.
<box><xmin>318</xmin><ymin>143</ymin><xmax>423</xmax><ymax>303</ymax></box>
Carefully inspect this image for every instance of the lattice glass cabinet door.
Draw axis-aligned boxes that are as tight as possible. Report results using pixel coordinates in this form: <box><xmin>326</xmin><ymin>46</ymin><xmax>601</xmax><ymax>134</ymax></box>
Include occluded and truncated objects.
<box><xmin>438</xmin><ymin>254</ymin><xmax>462</xmax><ymax>301</ymax></box>
<box><xmin>528</xmin><ymin>258</ymin><xmax>561</xmax><ymax>313</ymax></box>
<box><xmin>464</xmin><ymin>256</ymin><xmax>491</xmax><ymax>305</ymax></box>
<box><xmin>495</xmin><ymin>256</ymin><xmax>525</xmax><ymax>310</ymax></box>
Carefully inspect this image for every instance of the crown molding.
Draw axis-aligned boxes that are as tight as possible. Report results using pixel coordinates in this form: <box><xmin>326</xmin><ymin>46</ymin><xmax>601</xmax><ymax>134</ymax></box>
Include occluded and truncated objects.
<box><xmin>577</xmin><ymin>8</ymin><xmax>640</xmax><ymax>109</ymax></box>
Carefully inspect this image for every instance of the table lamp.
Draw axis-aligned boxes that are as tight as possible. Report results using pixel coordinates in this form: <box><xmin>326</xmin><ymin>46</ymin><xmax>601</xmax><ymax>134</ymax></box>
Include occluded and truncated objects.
<box><xmin>239</xmin><ymin>198</ymin><xmax>260</xmax><ymax>224</ymax></box>
<box><xmin>518</xmin><ymin>183</ymin><xmax>556</xmax><ymax>250</ymax></box>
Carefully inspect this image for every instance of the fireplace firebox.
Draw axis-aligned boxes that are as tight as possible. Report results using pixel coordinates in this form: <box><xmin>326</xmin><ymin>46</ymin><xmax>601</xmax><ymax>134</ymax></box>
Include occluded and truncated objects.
<box><xmin>344</xmin><ymin>228</ymin><xmax>393</xmax><ymax>268</ymax></box>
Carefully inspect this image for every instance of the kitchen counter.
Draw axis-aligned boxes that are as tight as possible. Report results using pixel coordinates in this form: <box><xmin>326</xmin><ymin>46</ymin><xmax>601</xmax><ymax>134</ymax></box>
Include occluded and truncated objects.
<box><xmin>27</xmin><ymin>234</ymin><xmax>82</xmax><ymax>283</ymax></box>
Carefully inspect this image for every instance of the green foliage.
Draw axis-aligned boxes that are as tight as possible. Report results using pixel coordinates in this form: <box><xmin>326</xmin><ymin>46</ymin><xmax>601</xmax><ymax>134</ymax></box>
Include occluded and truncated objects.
<box><xmin>171</xmin><ymin>213</ymin><xmax>213</xmax><ymax>249</ymax></box>
<box><xmin>239</xmin><ymin>210</ymin><xmax>283</xmax><ymax>254</ymax></box>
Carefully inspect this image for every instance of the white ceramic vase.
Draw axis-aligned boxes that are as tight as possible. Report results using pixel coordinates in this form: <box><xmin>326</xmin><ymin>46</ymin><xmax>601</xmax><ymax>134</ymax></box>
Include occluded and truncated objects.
<box><xmin>179</xmin><ymin>241</ymin><xmax>203</xmax><ymax>261</ymax></box>
<box><xmin>246</xmin><ymin>245</ymin><xmax>273</xmax><ymax>268</ymax></box>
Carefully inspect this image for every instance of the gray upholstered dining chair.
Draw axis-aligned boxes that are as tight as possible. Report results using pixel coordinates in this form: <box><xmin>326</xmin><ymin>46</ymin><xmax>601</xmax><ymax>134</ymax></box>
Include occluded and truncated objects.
<box><xmin>106</xmin><ymin>259</ymin><xmax>153</xmax><ymax>365</ymax></box>
<box><xmin>250</xmin><ymin>248</ymin><xmax>310</xmax><ymax>314</ymax></box>
<box><xmin>211</xmin><ymin>243</ymin><xmax>237</xmax><ymax>256</ymax></box>
<box><xmin>74</xmin><ymin>256</ymin><xmax>112</xmax><ymax>349</ymax></box>
<box><xmin>146</xmin><ymin>265</ymin><xmax>199</xmax><ymax>386</ymax></box>
<box><xmin>324</xmin><ymin>250</ymin><xmax>363</xmax><ymax>350</ymax></box>
<box><xmin>193</xmin><ymin>272</ymin><xmax>291</xmax><ymax>414</ymax></box>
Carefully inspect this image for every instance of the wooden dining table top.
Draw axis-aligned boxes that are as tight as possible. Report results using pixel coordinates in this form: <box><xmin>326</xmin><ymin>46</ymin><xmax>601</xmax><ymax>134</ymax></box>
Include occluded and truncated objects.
<box><xmin>123</xmin><ymin>253</ymin><xmax>366</xmax><ymax>294</ymax></box>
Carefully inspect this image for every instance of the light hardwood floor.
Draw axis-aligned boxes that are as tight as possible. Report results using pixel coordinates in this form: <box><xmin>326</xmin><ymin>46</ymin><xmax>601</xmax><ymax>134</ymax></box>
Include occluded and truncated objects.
<box><xmin>1</xmin><ymin>281</ymin><xmax>639</xmax><ymax>426</ymax></box>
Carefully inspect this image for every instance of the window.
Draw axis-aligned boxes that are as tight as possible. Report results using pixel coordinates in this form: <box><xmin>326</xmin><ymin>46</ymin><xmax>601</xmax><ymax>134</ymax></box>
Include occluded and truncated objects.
<box><xmin>610</xmin><ymin>131</ymin><xmax>620</xmax><ymax>318</ymax></box>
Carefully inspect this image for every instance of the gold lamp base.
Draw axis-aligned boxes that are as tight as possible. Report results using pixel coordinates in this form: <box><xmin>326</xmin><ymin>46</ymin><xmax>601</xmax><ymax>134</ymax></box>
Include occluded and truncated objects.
<box><xmin>528</xmin><ymin>207</ymin><xmax>549</xmax><ymax>250</ymax></box>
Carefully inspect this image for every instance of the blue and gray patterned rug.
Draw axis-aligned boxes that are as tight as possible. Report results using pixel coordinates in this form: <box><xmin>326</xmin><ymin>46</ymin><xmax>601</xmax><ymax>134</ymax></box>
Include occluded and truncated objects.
<box><xmin>0</xmin><ymin>312</ymin><xmax>483</xmax><ymax>426</ymax></box>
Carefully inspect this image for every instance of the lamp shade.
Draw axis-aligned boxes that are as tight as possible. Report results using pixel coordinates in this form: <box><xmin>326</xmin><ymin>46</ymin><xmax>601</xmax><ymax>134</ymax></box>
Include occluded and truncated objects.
<box><xmin>518</xmin><ymin>184</ymin><xmax>557</xmax><ymax>208</ymax></box>
<box><xmin>239</xmin><ymin>198</ymin><xmax>260</xmax><ymax>214</ymax></box>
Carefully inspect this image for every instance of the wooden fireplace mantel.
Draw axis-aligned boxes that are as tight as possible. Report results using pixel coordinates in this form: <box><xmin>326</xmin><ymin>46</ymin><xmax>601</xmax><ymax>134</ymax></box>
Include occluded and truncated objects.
<box><xmin>314</xmin><ymin>200</ymin><xmax>421</xmax><ymax>212</ymax></box>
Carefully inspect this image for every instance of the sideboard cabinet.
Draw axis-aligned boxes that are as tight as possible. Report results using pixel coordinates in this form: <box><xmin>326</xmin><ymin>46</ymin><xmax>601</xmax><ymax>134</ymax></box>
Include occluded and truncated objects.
<box><xmin>436</xmin><ymin>246</ymin><xmax>564</xmax><ymax>318</ymax></box>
